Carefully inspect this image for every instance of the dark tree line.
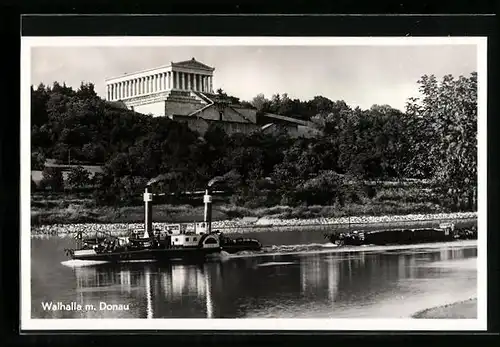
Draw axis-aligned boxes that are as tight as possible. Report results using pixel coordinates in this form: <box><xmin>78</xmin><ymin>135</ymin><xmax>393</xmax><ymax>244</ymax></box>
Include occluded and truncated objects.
<box><xmin>31</xmin><ymin>72</ymin><xmax>477</xmax><ymax>211</ymax></box>
<box><xmin>250</xmin><ymin>93</ymin><xmax>339</xmax><ymax>120</ymax></box>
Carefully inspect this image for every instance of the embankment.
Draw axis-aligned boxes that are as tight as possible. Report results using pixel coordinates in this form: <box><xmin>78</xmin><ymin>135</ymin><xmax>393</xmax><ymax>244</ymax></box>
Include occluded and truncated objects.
<box><xmin>412</xmin><ymin>298</ymin><xmax>477</xmax><ymax>319</ymax></box>
<box><xmin>31</xmin><ymin>211</ymin><xmax>477</xmax><ymax>236</ymax></box>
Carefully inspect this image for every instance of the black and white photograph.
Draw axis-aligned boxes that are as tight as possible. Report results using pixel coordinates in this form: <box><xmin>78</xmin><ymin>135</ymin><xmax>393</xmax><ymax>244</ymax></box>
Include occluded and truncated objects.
<box><xmin>21</xmin><ymin>36</ymin><xmax>487</xmax><ymax>331</ymax></box>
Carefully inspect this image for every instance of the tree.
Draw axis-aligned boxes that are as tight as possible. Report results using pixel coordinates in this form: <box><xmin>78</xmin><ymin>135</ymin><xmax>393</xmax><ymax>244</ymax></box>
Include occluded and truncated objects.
<box><xmin>51</xmin><ymin>142</ymin><xmax>70</xmax><ymax>162</ymax></box>
<box><xmin>31</xmin><ymin>151</ymin><xmax>46</xmax><ymax>170</ymax></box>
<box><xmin>76</xmin><ymin>82</ymin><xmax>97</xmax><ymax>99</ymax></box>
<box><xmin>31</xmin><ymin>84</ymin><xmax>50</xmax><ymax>126</ymax></box>
<box><xmin>307</xmin><ymin>96</ymin><xmax>334</xmax><ymax>118</ymax></box>
<box><xmin>251</xmin><ymin>93</ymin><xmax>271</xmax><ymax>115</ymax></box>
<box><xmin>67</xmin><ymin>166</ymin><xmax>91</xmax><ymax>189</ymax></box>
<box><xmin>106</xmin><ymin>152</ymin><xmax>132</xmax><ymax>178</ymax></box>
<box><xmin>405</xmin><ymin>72</ymin><xmax>477</xmax><ymax>210</ymax></box>
<box><xmin>82</xmin><ymin>142</ymin><xmax>106</xmax><ymax>163</ymax></box>
<box><xmin>269</xmin><ymin>93</ymin><xmax>282</xmax><ymax>114</ymax></box>
<box><xmin>30</xmin><ymin>76</ymin><xmax>477</xmax><ymax>212</ymax></box>
<box><xmin>40</xmin><ymin>167</ymin><xmax>64</xmax><ymax>191</ymax></box>
<box><xmin>276</xmin><ymin>93</ymin><xmax>292</xmax><ymax>116</ymax></box>
<box><xmin>116</xmin><ymin>175</ymin><xmax>149</xmax><ymax>205</ymax></box>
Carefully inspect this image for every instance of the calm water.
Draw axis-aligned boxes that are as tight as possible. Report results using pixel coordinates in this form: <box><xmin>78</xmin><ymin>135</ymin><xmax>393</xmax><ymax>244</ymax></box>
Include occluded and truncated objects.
<box><xmin>31</xmin><ymin>229</ymin><xmax>477</xmax><ymax>319</ymax></box>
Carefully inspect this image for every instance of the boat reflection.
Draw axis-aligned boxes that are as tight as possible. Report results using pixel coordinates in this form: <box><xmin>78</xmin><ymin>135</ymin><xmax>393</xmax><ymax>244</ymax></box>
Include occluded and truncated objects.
<box><xmin>73</xmin><ymin>261</ymin><xmax>220</xmax><ymax>318</ymax></box>
<box><xmin>300</xmin><ymin>254</ymin><xmax>340</xmax><ymax>301</ymax></box>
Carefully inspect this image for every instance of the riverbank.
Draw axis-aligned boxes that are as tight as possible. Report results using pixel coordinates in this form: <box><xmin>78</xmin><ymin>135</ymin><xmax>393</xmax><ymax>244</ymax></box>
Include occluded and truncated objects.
<box><xmin>412</xmin><ymin>298</ymin><xmax>477</xmax><ymax>319</ymax></box>
<box><xmin>31</xmin><ymin>181</ymin><xmax>465</xmax><ymax>226</ymax></box>
<box><xmin>30</xmin><ymin>211</ymin><xmax>477</xmax><ymax>236</ymax></box>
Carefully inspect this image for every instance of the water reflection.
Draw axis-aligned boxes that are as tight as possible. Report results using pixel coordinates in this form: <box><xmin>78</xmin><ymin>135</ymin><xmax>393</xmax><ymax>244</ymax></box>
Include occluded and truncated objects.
<box><xmin>297</xmin><ymin>247</ymin><xmax>477</xmax><ymax>314</ymax></box>
<box><xmin>145</xmin><ymin>268</ymin><xmax>152</xmax><ymax>319</ymax></box>
<box><xmin>32</xmin><ymin>235</ymin><xmax>477</xmax><ymax>319</ymax></box>
<box><xmin>73</xmin><ymin>262</ymin><xmax>219</xmax><ymax>319</ymax></box>
<box><xmin>300</xmin><ymin>254</ymin><xmax>339</xmax><ymax>302</ymax></box>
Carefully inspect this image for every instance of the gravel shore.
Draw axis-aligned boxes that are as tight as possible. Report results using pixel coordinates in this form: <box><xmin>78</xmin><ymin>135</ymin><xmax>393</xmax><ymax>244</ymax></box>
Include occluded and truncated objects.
<box><xmin>412</xmin><ymin>298</ymin><xmax>477</xmax><ymax>319</ymax></box>
<box><xmin>31</xmin><ymin>211</ymin><xmax>477</xmax><ymax>236</ymax></box>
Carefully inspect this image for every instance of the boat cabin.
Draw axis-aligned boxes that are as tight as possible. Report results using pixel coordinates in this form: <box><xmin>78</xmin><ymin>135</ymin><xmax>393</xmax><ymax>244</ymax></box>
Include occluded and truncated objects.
<box><xmin>165</xmin><ymin>224</ymin><xmax>187</xmax><ymax>235</ymax></box>
<box><xmin>169</xmin><ymin>233</ymin><xmax>220</xmax><ymax>249</ymax></box>
<box><xmin>164</xmin><ymin>223</ymin><xmax>207</xmax><ymax>235</ymax></box>
<box><xmin>171</xmin><ymin>234</ymin><xmax>201</xmax><ymax>247</ymax></box>
<box><xmin>194</xmin><ymin>222</ymin><xmax>209</xmax><ymax>234</ymax></box>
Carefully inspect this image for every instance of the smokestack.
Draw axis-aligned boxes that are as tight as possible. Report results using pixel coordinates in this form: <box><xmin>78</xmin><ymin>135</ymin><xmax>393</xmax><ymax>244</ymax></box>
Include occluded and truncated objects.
<box><xmin>144</xmin><ymin>185</ymin><xmax>153</xmax><ymax>238</ymax></box>
<box><xmin>203</xmin><ymin>188</ymin><xmax>212</xmax><ymax>234</ymax></box>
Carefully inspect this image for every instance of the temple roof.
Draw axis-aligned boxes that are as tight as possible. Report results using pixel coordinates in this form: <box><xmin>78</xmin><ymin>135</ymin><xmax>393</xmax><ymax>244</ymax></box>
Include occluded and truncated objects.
<box><xmin>260</xmin><ymin>113</ymin><xmax>309</xmax><ymax>126</ymax></box>
<box><xmin>172</xmin><ymin>58</ymin><xmax>215</xmax><ymax>71</ymax></box>
<box><xmin>105</xmin><ymin>58</ymin><xmax>215</xmax><ymax>81</ymax></box>
<box><xmin>186</xmin><ymin>103</ymin><xmax>255</xmax><ymax>124</ymax></box>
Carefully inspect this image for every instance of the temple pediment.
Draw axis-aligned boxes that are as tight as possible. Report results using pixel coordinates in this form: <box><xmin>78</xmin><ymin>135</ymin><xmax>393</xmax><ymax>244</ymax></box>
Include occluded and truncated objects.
<box><xmin>172</xmin><ymin>58</ymin><xmax>215</xmax><ymax>71</ymax></box>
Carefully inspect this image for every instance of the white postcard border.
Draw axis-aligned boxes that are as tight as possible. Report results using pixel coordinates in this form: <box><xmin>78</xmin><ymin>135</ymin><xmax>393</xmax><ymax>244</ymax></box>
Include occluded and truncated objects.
<box><xmin>21</xmin><ymin>36</ymin><xmax>488</xmax><ymax>331</ymax></box>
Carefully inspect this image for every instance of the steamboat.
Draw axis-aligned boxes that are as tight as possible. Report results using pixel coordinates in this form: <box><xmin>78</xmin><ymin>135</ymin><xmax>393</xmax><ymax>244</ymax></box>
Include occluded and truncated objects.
<box><xmin>65</xmin><ymin>184</ymin><xmax>262</xmax><ymax>262</ymax></box>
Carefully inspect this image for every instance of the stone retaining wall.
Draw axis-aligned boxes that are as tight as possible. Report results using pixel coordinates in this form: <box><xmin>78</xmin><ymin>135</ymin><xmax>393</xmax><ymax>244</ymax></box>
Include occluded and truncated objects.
<box><xmin>31</xmin><ymin>211</ymin><xmax>477</xmax><ymax>236</ymax></box>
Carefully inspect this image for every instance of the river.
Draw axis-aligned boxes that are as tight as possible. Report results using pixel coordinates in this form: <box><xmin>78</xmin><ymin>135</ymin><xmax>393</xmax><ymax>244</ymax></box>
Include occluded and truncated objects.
<box><xmin>31</xmin><ymin>228</ymin><xmax>477</xmax><ymax>319</ymax></box>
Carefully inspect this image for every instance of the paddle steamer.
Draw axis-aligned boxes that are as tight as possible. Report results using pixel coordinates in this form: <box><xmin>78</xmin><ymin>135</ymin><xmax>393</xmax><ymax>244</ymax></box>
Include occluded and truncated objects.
<box><xmin>65</xmin><ymin>185</ymin><xmax>262</xmax><ymax>262</ymax></box>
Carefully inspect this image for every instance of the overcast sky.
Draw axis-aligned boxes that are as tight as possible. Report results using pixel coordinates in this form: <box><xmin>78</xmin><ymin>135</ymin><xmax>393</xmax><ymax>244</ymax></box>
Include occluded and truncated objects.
<box><xmin>30</xmin><ymin>44</ymin><xmax>477</xmax><ymax>111</ymax></box>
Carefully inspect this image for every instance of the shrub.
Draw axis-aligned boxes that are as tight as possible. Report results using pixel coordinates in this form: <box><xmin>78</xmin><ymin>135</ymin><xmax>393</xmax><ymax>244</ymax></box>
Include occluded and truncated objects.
<box><xmin>293</xmin><ymin>170</ymin><xmax>367</xmax><ymax>206</ymax></box>
<box><xmin>363</xmin><ymin>184</ymin><xmax>378</xmax><ymax>199</ymax></box>
<box><xmin>67</xmin><ymin>166</ymin><xmax>91</xmax><ymax>188</ymax></box>
<box><xmin>40</xmin><ymin>167</ymin><xmax>64</xmax><ymax>192</ymax></box>
<box><xmin>31</xmin><ymin>151</ymin><xmax>46</xmax><ymax>170</ymax></box>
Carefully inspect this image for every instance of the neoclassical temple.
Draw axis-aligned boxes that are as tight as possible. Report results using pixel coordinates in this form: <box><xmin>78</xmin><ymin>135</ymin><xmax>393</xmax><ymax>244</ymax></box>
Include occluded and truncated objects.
<box><xmin>105</xmin><ymin>58</ymin><xmax>259</xmax><ymax>135</ymax></box>
<box><xmin>104</xmin><ymin>58</ymin><xmax>321</xmax><ymax>138</ymax></box>
<box><xmin>105</xmin><ymin>57</ymin><xmax>215</xmax><ymax>101</ymax></box>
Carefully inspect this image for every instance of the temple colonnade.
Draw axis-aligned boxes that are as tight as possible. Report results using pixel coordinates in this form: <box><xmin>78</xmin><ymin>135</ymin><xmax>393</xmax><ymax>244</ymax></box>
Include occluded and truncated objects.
<box><xmin>106</xmin><ymin>71</ymin><xmax>213</xmax><ymax>101</ymax></box>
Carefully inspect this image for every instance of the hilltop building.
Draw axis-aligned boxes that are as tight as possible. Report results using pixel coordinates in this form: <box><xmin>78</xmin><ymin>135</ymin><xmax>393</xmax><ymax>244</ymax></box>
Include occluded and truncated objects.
<box><xmin>105</xmin><ymin>58</ymin><xmax>320</xmax><ymax>137</ymax></box>
<box><xmin>258</xmin><ymin>113</ymin><xmax>322</xmax><ymax>138</ymax></box>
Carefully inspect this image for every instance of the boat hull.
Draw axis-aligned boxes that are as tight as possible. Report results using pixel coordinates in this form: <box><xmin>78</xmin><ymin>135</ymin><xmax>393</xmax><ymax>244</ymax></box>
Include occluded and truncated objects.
<box><xmin>326</xmin><ymin>227</ymin><xmax>467</xmax><ymax>246</ymax></box>
<box><xmin>363</xmin><ymin>229</ymin><xmax>455</xmax><ymax>245</ymax></box>
<box><xmin>69</xmin><ymin>247</ymin><xmax>222</xmax><ymax>262</ymax></box>
<box><xmin>220</xmin><ymin>239</ymin><xmax>262</xmax><ymax>254</ymax></box>
<box><xmin>222</xmin><ymin>244</ymin><xmax>262</xmax><ymax>254</ymax></box>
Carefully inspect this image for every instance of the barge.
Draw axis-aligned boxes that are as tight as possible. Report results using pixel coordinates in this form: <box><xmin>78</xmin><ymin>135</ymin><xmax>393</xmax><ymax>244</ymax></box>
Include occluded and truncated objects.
<box><xmin>324</xmin><ymin>222</ymin><xmax>477</xmax><ymax>247</ymax></box>
<box><xmin>65</xmin><ymin>184</ymin><xmax>262</xmax><ymax>262</ymax></box>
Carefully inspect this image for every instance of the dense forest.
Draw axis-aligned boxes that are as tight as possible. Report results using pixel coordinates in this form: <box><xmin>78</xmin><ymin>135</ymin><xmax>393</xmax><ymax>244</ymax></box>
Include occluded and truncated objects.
<box><xmin>31</xmin><ymin>72</ymin><xmax>477</xmax><ymax>212</ymax></box>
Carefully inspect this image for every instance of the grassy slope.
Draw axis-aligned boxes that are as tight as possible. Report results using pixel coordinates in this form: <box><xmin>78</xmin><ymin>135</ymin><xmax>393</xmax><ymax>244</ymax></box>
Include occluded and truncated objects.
<box><xmin>30</xmin><ymin>181</ymin><xmax>460</xmax><ymax>226</ymax></box>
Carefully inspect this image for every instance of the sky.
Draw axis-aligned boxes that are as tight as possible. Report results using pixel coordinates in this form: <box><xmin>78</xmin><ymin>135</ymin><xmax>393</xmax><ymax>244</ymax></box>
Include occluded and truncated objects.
<box><xmin>30</xmin><ymin>44</ymin><xmax>478</xmax><ymax>111</ymax></box>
